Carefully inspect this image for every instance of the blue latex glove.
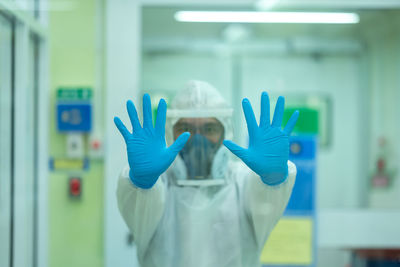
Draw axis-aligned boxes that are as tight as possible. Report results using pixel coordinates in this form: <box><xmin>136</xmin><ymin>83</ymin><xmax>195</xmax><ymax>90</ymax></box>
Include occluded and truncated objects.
<box><xmin>114</xmin><ymin>94</ymin><xmax>190</xmax><ymax>189</ymax></box>
<box><xmin>223</xmin><ymin>92</ymin><xmax>299</xmax><ymax>186</ymax></box>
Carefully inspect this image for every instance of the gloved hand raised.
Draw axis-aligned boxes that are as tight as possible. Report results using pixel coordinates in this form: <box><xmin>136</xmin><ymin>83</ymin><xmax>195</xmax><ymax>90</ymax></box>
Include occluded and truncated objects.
<box><xmin>114</xmin><ymin>94</ymin><xmax>190</xmax><ymax>189</ymax></box>
<box><xmin>223</xmin><ymin>92</ymin><xmax>299</xmax><ymax>186</ymax></box>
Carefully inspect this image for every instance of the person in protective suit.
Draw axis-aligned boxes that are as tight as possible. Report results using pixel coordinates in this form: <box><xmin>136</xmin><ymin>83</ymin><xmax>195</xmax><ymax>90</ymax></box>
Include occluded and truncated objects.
<box><xmin>114</xmin><ymin>80</ymin><xmax>299</xmax><ymax>267</ymax></box>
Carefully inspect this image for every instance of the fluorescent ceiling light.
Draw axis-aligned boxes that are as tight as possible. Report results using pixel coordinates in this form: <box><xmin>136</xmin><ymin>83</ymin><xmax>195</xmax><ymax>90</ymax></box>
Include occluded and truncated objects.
<box><xmin>175</xmin><ymin>11</ymin><xmax>359</xmax><ymax>24</ymax></box>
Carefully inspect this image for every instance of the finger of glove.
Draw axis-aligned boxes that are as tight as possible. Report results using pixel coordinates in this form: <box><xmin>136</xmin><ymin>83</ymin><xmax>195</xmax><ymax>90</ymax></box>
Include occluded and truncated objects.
<box><xmin>155</xmin><ymin>98</ymin><xmax>167</xmax><ymax>136</ymax></box>
<box><xmin>223</xmin><ymin>140</ymin><xmax>247</xmax><ymax>160</ymax></box>
<box><xmin>114</xmin><ymin>116</ymin><xmax>130</xmax><ymax>140</ymax></box>
<box><xmin>142</xmin><ymin>93</ymin><xmax>153</xmax><ymax>129</ymax></box>
<box><xmin>168</xmin><ymin>132</ymin><xmax>190</xmax><ymax>155</ymax></box>
<box><xmin>259</xmin><ymin>91</ymin><xmax>270</xmax><ymax>128</ymax></box>
<box><xmin>272</xmin><ymin>96</ymin><xmax>285</xmax><ymax>128</ymax></box>
<box><xmin>242</xmin><ymin>98</ymin><xmax>258</xmax><ymax>138</ymax></box>
<box><xmin>283</xmin><ymin>110</ymin><xmax>299</xmax><ymax>135</ymax></box>
<box><xmin>127</xmin><ymin>100</ymin><xmax>141</xmax><ymax>132</ymax></box>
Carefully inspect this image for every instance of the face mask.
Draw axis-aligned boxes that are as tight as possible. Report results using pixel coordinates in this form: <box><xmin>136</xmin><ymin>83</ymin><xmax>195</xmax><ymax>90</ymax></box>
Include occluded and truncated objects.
<box><xmin>179</xmin><ymin>134</ymin><xmax>221</xmax><ymax>179</ymax></box>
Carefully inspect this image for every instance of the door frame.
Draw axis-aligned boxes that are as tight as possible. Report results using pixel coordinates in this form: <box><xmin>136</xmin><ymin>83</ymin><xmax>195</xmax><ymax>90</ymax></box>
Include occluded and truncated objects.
<box><xmin>104</xmin><ymin>1</ymin><xmax>400</xmax><ymax>266</ymax></box>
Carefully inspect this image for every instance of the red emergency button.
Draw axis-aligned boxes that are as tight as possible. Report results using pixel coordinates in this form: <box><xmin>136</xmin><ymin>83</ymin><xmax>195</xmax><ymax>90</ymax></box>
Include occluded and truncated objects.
<box><xmin>69</xmin><ymin>177</ymin><xmax>81</xmax><ymax>197</ymax></box>
<box><xmin>92</xmin><ymin>140</ymin><xmax>101</xmax><ymax>150</ymax></box>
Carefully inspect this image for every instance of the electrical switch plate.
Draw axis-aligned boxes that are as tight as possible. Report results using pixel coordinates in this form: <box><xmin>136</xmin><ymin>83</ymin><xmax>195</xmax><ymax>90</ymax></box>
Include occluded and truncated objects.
<box><xmin>66</xmin><ymin>133</ymin><xmax>84</xmax><ymax>158</ymax></box>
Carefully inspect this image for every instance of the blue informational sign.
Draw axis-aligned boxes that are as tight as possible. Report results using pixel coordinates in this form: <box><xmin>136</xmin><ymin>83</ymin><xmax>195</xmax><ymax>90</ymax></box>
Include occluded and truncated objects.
<box><xmin>285</xmin><ymin>136</ymin><xmax>317</xmax><ymax>215</ymax></box>
<box><xmin>57</xmin><ymin>103</ymin><xmax>92</xmax><ymax>132</ymax></box>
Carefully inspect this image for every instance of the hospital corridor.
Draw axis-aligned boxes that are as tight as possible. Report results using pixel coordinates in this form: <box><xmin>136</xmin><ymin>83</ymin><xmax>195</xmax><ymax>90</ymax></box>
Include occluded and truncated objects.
<box><xmin>1</xmin><ymin>0</ymin><xmax>400</xmax><ymax>267</ymax></box>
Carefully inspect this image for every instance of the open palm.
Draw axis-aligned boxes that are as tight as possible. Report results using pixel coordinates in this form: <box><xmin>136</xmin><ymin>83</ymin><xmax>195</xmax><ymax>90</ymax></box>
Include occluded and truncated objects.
<box><xmin>223</xmin><ymin>92</ymin><xmax>299</xmax><ymax>185</ymax></box>
<box><xmin>114</xmin><ymin>94</ymin><xmax>190</xmax><ymax>189</ymax></box>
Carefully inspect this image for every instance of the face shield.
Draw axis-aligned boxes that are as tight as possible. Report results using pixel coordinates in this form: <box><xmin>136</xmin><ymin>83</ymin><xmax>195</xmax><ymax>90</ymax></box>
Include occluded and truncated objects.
<box><xmin>166</xmin><ymin>108</ymin><xmax>233</xmax><ymax>187</ymax></box>
<box><xmin>173</xmin><ymin>118</ymin><xmax>224</xmax><ymax>180</ymax></box>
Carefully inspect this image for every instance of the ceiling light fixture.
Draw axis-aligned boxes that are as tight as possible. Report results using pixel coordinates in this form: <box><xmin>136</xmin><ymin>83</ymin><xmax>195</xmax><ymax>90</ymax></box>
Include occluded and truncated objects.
<box><xmin>174</xmin><ymin>11</ymin><xmax>360</xmax><ymax>24</ymax></box>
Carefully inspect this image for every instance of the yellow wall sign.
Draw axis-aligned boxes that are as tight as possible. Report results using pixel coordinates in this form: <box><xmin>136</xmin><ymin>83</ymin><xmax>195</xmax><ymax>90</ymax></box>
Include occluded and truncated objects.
<box><xmin>260</xmin><ymin>217</ymin><xmax>313</xmax><ymax>265</ymax></box>
<box><xmin>50</xmin><ymin>158</ymin><xmax>89</xmax><ymax>171</ymax></box>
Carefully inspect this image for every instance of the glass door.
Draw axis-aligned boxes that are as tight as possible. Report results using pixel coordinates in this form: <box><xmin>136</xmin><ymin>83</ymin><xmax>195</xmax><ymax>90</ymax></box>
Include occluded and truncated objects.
<box><xmin>0</xmin><ymin>13</ymin><xmax>13</xmax><ymax>267</ymax></box>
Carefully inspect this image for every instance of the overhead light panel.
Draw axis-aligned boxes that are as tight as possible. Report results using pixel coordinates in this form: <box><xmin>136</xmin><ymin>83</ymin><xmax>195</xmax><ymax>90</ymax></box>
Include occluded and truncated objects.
<box><xmin>175</xmin><ymin>11</ymin><xmax>360</xmax><ymax>24</ymax></box>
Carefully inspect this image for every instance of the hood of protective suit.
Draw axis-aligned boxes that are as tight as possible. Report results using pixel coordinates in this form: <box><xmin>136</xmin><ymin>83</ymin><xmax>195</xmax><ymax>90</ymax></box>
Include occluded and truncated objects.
<box><xmin>166</xmin><ymin>80</ymin><xmax>233</xmax><ymax>184</ymax></box>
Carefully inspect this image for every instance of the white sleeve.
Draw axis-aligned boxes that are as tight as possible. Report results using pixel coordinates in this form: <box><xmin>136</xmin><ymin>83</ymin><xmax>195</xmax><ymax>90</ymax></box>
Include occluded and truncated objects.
<box><xmin>243</xmin><ymin>161</ymin><xmax>296</xmax><ymax>249</ymax></box>
<box><xmin>116</xmin><ymin>166</ymin><xmax>166</xmax><ymax>254</ymax></box>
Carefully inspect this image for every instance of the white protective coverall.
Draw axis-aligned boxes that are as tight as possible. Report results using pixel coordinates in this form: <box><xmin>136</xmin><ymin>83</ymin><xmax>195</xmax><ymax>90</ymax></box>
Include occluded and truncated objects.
<box><xmin>117</xmin><ymin>81</ymin><xmax>296</xmax><ymax>267</ymax></box>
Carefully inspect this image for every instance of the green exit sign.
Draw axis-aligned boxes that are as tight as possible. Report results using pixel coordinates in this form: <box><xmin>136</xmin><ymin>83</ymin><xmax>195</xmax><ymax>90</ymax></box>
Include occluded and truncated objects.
<box><xmin>57</xmin><ymin>87</ymin><xmax>92</xmax><ymax>101</ymax></box>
